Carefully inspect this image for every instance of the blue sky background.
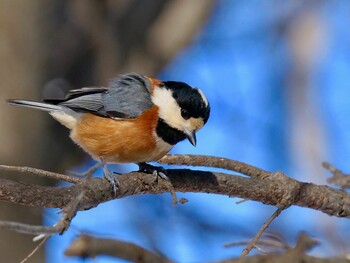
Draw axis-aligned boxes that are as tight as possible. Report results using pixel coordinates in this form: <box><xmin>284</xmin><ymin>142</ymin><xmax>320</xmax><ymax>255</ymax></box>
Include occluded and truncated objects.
<box><xmin>46</xmin><ymin>1</ymin><xmax>350</xmax><ymax>262</ymax></box>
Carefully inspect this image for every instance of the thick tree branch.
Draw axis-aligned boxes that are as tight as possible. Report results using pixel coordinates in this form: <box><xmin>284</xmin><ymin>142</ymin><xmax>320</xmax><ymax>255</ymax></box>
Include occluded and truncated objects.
<box><xmin>1</xmin><ymin>155</ymin><xmax>350</xmax><ymax>262</ymax></box>
<box><xmin>0</xmin><ymin>159</ymin><xmax>350</xmax><ymax>217</ymax></box>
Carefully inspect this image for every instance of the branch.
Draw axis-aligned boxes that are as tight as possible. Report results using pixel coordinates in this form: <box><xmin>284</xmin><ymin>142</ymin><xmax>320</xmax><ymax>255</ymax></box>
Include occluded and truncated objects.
<box><xmin>0</xmin><ymin>165</ymin><xmax>80</xmax><ymax>183</ymax></box>
<box><xmin>159</xmin><ymin>154</ymin><xmax>272</xmax><ymax>179</ymax></box>
<box><xmin>0</xmin><ymin>188</ymin><xmax>86</xmax><ymax>240</ymax></box>
<box><xmin>241</xmin><ymin>207</ymin><xmax>284</xmax><ymax>256</ymax></box>
<box><xmin>20</xmin><ymin>236</ymin><xmax>49</xmax><ymax>263</ymax></box>
<box><xmin>218</xmin><ymin>233</ymin><xmax>349</xmax><ymax>263</ymax></box>
<box><xmin>323</xmin><ymin>162</ymin><xmax>350</xmax><ymax>189</ymax></box>
<box><xmin>0</xmin><ymin>156</ymin><xmax>350</xmax><ymax>218</ymax></box>
<box><xmin>0</xmin><ymin>221</ymin><xmax>57</xmax><ymax>235</ymax></box>
<box><xmin>65</xmin><ymin>234</ymin><xmax>170</xmax><ymax>263</ymax></box>
<box><xmin>1</xmin><ymin>155</ymin><xmax>350</xmax><ymax>262</ymax></box>
<box><xmin>65</xmin><ymin>233</ymin><xmax>348</xmax><ymax>263</ymax></box>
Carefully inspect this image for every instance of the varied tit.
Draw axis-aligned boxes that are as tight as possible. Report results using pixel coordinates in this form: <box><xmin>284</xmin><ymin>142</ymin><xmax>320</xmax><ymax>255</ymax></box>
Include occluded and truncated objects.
<box><xmin>7</xmin><ymin>73</ymin><xmax>210</xmax><ymax>192</ymax></box>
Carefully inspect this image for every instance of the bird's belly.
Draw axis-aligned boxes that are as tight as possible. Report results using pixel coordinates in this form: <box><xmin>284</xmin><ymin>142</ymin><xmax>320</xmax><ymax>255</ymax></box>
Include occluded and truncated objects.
<box><xmin>70</xmin><ymin>111</ymin><xmax>172</xmax><ymax>163</ymax></box>
<box><xmin>104</xmin><ymin>138</ymin><xmax>172</xmax><ymax>163</ymax></box>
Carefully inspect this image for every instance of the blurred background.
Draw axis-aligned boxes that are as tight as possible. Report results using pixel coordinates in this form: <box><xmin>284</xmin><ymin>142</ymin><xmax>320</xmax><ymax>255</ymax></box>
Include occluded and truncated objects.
<box><xmin>1</xmin><ymin>0</ymin><xmax>350</xmax><ymax>262</ymax></box>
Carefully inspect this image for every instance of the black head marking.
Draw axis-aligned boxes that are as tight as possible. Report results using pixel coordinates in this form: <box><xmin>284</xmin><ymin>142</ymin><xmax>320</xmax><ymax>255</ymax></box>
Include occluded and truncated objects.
<box><xmin>162</xmin><ymin>81</ymin><xmax>210</xmax><ymax>124</ymax></box>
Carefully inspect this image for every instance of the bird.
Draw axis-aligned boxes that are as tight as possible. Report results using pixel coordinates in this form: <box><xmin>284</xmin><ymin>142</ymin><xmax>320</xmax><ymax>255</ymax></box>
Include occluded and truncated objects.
<box><xmin>7</xmin><ymin>73</ymin><xmax>210</xmax><ymax>193</ymax></box>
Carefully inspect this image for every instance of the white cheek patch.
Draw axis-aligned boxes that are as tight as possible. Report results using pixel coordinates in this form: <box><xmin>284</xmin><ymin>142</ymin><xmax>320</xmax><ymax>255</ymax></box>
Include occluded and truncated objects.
<box><xmin>151</xmin><ymin>87</ymin><xmax>184</xmax><ymax>131</ymax></box>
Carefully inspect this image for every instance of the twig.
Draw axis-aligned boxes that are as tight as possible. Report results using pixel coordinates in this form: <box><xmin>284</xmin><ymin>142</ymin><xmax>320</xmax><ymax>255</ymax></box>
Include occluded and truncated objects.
<box><xmin>225</xmin><ymin>239</ymin><xmax>289</xmax><ymax>250</ymax></box>
<box><xmin>156</xmin><ymin>176</ymin><xmax>181</xmax><ymax>206</ymax></box>
<box><xmin>20</xmin><ymin>236</ymin><xmax>49</xmax><ymax>263</ymax></box>
<box><xmin>241</xmin><ymin>207</ymin><xmax>284</xmax><ymax>256</ymax></box>
<box><xmin>69</xmin><ymin>162</ymin><xmax>103</xmax><ymax>177</ymax></box>
<box><xmin>0</xmin><ymin>221</ymin><xmax>58</xmax><ymax>235</ymax></box>
<box><xmin>65</xmin><ymin>234</ymin><xmax>171</xmax><ymax>263</ymax></box>
<box><xmin>293</xmin><ymin>232</ymin><xmax>319</xmax><ymax>253</ymax></box>
<box><xmin>159</xmin><ymin>154</ymin><xmax>272</xmax><ymax>179</ymax></box>
<box><xmin>323</xmin><ymin>162</ymin><xmax>350</xmax><ymax>189</ymax></box>
<box><xmin>41</xmin><ymin>186</ymin><xmax>87</xmax><ymax>240</ymax></box>
<box><xmin>0</xmin><ymin>190</ymin><xmax>85</xmax><ymax>237</ymax></box>
<box><xmin>236</xmin><ymin>199</ymin><xmax>248</xmax><ymax>204</ymax></box>
<box><xmin>217</xmin><ymin>233</ymin><xmax>345</xmax><ymax>263</ymax></box>
<box><xmin>54</xmin><ymin>189</ymin><xmax>86</xmax><ymax>234</ymax></box>
<box><xmin>0</xmin><ymin>159</ymin><xmax>94</xmax><ymax>238</ymax></box>
<box><xmin>0</xmin><ymin>181</ymin><xmax>87</xmax><ymax>239</ymax></box>
<box><xmin>0</xmin><ymin>165</ymin><xmax>81</xmax><ymax>183</ymax></box>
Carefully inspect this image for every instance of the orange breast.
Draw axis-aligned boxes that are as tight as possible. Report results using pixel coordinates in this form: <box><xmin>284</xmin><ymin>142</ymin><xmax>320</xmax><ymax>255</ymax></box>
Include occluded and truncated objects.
<box><xmin>70</xmin><ymin>106</ymin><xmax>172</xmax><ymax>163</ymax></box>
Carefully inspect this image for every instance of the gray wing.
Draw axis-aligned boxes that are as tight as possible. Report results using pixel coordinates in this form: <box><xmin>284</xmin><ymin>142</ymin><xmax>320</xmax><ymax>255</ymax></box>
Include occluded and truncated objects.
<box><xmin>44</xmin><ymin>73</ymin><xmax>154</xmax><ymax>119</ymax></box>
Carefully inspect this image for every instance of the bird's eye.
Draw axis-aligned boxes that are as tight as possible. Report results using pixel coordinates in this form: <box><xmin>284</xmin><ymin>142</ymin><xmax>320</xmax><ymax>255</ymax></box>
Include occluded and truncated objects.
<box><xmin>181</xmin><ymin>108</ymin><xmax>190</xmax><ymax>120</ymax></box>
<box><xmin>158</xmin><ymin>82</ymin><xmax>165</xmax><ymax>88</ymax></box>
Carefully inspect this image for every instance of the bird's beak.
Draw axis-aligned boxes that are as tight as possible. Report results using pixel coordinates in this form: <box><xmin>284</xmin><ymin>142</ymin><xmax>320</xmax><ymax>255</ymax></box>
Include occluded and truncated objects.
<box><xmin>184</xmin><ymin>129</ymin><xmax>197</xmax><ymax>146</ymax></box>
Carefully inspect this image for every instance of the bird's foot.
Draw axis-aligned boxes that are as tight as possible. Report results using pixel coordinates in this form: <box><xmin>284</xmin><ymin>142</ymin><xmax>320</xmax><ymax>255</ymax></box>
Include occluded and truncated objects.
<box><xmin>103</xmin><ymin>165</ymin><xmax>120</xmax><ymax>194</ymax></box>
<box><xmin>137</xmin><ymin>162</ymin><xmax>169</xmax><ymax>181</ymax></box>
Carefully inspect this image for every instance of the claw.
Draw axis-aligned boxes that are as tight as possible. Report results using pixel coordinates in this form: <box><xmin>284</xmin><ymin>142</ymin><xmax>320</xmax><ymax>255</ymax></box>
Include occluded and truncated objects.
<box><xmin>157</xmin><ymin>171</ymin><xmax>169</xmax><ymax>180</ymax></box>
<box><xmin>138</xmin><ymin>163</ymin><xmax>169</xmax><ymax>181</ymax></box>
<box><xmin>103</xmin><ymin>165</ymin><xmax>119</xmax><ymax>194</ymax></box>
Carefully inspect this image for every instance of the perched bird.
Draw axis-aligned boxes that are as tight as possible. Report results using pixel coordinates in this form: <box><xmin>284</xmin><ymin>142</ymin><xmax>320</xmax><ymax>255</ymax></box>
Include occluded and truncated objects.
<box><xmin>7</xmin><ymin>73</ymin><xmax>210</xmax><ymax>192</ymax></box>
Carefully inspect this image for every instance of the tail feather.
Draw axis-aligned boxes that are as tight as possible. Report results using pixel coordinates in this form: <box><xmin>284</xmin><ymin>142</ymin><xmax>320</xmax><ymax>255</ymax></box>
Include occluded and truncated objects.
<box><xmin>7</xmin><ymin>99</ymin><xmax>77</xmax><ymax>129</ymax></box>
<box><xmin>7</xmin><ymin>99</ymin><xmax>62</xmax><ymax>112</ymax></box>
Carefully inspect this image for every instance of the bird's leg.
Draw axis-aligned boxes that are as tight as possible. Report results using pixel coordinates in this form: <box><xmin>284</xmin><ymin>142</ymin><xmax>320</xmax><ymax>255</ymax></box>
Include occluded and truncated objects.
<box><xmin>137</xmin><ymin>162</ymin><xmax>169</xmax><ymax>181</ymax></box>
<box><xmin>69</xmin><ymin>162</ymin><xmax>103</xmax><ymax>177</ymax></box>
<box><xmin>101</xmin><ymin>158</ymin><xmax>119</xmax><ymax>194</ymax></box>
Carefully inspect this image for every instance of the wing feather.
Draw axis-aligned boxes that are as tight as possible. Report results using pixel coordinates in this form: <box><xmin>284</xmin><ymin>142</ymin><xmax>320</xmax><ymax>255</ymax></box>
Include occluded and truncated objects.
<box><xmin>44</xmin><ymin>73</ymin><xmax>154</xmax><ymax>119</ymax></box>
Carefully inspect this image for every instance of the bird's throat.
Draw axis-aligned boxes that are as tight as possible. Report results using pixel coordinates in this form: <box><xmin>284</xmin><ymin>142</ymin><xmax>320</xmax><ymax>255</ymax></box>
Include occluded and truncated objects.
<box><xmin>155</xmin><ymin>118</ymin><xmax>186</xmax><ymax>145</ymax></box>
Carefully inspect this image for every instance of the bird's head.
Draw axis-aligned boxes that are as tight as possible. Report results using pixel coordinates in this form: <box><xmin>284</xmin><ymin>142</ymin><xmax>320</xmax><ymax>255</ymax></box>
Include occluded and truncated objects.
<box><xmin>151</xmin><ymin>80</ymin><xmax>210</xmax><ymax>146</ymax></box>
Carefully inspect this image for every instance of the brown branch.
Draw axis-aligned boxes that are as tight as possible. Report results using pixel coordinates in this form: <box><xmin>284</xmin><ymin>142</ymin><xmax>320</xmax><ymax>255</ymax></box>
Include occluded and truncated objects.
<box><xmin>0</xmin><ymin>165</ymin><xmax>81</xmax><ymax>183</ymax></box>
<box><xmin>159</xmin><ymin>154</ymin><xmax>272</xmax><ymax>179</ymax></box>
<box><xmin>225</xmin><ymin>239</ymin><xmax>290</xmax><ymax>250</ymax></box>
<box><xmin>65</xmin><ymin>234</ymin><xmax>171</xmax><ymax>263</ymax></box>
<box><xmin>0</xmin><ymin>221</ymin><xmax>58</xmax><ymax>235</ymax></box>
<box><xmin>0</xmin><ymin>164</ymin><xmax>350</xmax><ymax>218</ymax></box>
<box><xmin>0</xmin><ymin>190</ymin><xmax>84</xmax><ymax>238</ymax></box>
<box><xmin>65</xmin><ymin>233</ymin><xmax>347</xmax><ymax>263</ymax></box>
<box><xmin>68</xmin><ymin>162</ymin><xmax>103</xmax><ymax>177</ymax></box>
<box><xmin>1</xmin><ymin>155</ymin><xmax>350</xmax><ymax>263</ymax></box>
<box><xmin>218</xmin><ymin>233</ymin><xmax>348</xmax><ymax>263</ymax></box>
<box><xmin>52</xmin><ymin>189</ymin><xmax>86</xmax><ymax>234</ymax></box>
<box><xmin>323</xmin><ymin>162</ymin><xmax>350</xmax><ymax>189</ymax></box>
<box><xmin>241</xmin><ymin>207</ymin><xmax>284</xmax><ymax>256</ymax></box>
<box><xmin>0</xmin><ymin>179</ymin><xmax>87</xmax><ymax>237</ymax></box>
